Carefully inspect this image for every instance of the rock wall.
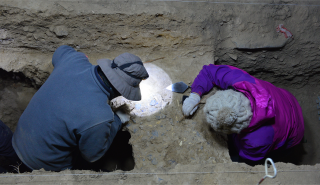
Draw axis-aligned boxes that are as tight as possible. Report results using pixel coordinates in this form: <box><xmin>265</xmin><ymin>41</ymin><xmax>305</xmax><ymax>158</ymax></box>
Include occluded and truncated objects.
<box><xmin>0</xmin><ymin>0</ymin><xmax>320</xmax><ymax>172</ymax></box>
<box><xmin>212</xmin><ymin>4</ymin><xmax>320</xmax><ymax>87</ymax></box>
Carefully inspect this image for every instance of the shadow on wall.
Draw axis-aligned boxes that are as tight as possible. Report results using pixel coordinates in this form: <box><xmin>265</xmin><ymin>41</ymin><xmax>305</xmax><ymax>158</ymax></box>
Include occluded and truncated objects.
<box><xmin>0</xmin><ymin>68</ymin><xmax>39</xmax><ymax>89</ymax></box>
<box><xmin>0</xmin><ymin>69</ymin><xmax>39</xmax><ymax>131</ymax></box>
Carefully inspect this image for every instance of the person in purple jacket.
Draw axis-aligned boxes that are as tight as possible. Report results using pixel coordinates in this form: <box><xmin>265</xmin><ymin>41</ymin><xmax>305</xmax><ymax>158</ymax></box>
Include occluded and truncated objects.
<box><xmin>182</xmin><ymin>64</ymin><xmax>304</xmax><ymax>162</ymax></box>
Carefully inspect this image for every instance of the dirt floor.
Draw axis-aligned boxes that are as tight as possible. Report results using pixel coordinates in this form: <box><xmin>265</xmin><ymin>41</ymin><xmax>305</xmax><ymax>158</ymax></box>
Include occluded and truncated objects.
<box><xmin>0</xmin><ymin>163</ymin><xmax>320</xmax><ymax>184</ymax></box>
<box><xmin>0</xmin><ymin>0</ymin><xmax>320</xmax><ymax>184</ymax></box>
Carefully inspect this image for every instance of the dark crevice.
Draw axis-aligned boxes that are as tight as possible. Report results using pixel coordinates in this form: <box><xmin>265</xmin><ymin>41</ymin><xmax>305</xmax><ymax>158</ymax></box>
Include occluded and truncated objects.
<box><xmin>236</xmin><ymin>47</ymin><xmax>284</xmax><ymax>52</ymax></box>
<box><xmin>0</xmin><ymin>68</ymin><xmax>38</xmax><ymax>89</ymax></box>
<box><xmin>73</xmin><ymin>130</ymin><xmax>135</xmax><ymax>172</ymax></box>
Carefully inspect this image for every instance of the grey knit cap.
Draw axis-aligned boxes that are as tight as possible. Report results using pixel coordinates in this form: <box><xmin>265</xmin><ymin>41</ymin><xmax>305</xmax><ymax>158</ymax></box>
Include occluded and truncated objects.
<box><xmin>97</xmin><ymin>53</ymin><xmax>149</xmax><ymax>101</ymax></box>
<box><xmin>203</xmin><ymin>89</ymin><xmax>253</xmax><ymax>134</ymax></box>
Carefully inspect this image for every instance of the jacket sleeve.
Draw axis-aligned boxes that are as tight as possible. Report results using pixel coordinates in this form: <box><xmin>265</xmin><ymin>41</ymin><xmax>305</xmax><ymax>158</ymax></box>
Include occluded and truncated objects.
<box><xmin>233</xmin><ymin>125</ymin><xmax>274</xmax><ymax>161</ymax></box>
<box><xmin>239</xmin><ymin>141</ymin><xmax>272</xmax><ymax>161</ymax></box>
<box><xmin>52</xmin><ymin>45</ymin><xmax>80</xmax><ymax>68</ymax></box>
<box><xmin>77</xmin><ymin>114</ymin><xmax>122</xmax><ymax>162</ymax></box>
<box><xmin>191</xmin><ymin>65</ymin><xmax>254</xmax><ymax>97</ymax></box>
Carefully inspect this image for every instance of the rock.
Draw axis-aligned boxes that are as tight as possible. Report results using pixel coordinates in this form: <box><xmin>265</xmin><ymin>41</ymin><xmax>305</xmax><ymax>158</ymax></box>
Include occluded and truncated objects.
<box><xmin>247</xmin><ymin>56</ymin><xmax>256</xmax><ymax>61</ymax></box>
<box><xmin>53</xmin><ymin>26</ymin><xmax>68</xmax><ymax>37</ymax></box>
<box><xmin>152</xmin><ymin>130</ymin><xmax>159</xmax><ymax>137</ymax></box>
<box><xmin>28</xmin><ymin>27</ymin><xmax>36</xmax><ymax>33</ymax></box>
<box><xmin>23</xmin><ymin>26</ymin><xmax>36</xmax><ymax>33</ymax></box>
<box><xmin>151</xmin><ymin>158</ymin><xmax>158</xmax><ymax>165</ymax></box>
<box><xmin>33</xmin><ymin>33</ymin><xmax>41</xmax><ymax>40</ymax></box>
<box><xmin>23</xmin><ymin>27</ymin><xmax>29</xmax><ymax>32</ymax></box>
<box><xmin>135</xmin><ymin>103</ymin><xmax>141</xmax><ymax>110</ymax></box>
<box><xmin>227</xmin><ymin>53</ymin><xmax>237</xmax><ymax>61</ymax></box>
<box><xmin>156</xmin><ymin>114</ymin><xmax>166</xmax><ymax>120</ymax></box>
<box><xmin>1</xmin><ymin>40</ymin><xmax>11</xmax><ymax>45</ymax></box>
<box><xmin>169</xmin><ymin>118</ymin><xmax>174</xmax><ymax>126</ymax></box>
<box><xmin>150</xmin><ymin>99</ymin><xmax>158</xmax><ymax>106</ymax></box>
<box><xmin>0</xmin><ymin>29</ymin><xmax>8</xmax><ymax>39</ymax></box>
<box><xmin>49</xmin><ymin>26</ymin><xmax>54</xmax><ymax>32</ymax></box>
<box><xmin>45</xmin><ymin>30</ymin><xmax>54</xmax><ymax>37</ymax></box>
<box><xmin>121</xmin><ymin>35</ymin><xmax>127</xmax><ymax>40</ymax></box>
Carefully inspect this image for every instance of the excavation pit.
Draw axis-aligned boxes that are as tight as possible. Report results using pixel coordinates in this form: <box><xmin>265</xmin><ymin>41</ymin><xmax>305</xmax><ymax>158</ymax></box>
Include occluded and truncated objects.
<box><xmin>0</xmin><ymin>1</ymin><xmax>320</xmax><ymax>184</ymax></box>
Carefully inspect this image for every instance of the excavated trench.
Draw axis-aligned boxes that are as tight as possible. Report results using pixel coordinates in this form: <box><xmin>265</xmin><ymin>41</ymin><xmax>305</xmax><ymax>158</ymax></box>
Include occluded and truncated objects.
<box><xmin>1</xmin><ymin>2</ymin><xmax>320</xmax><ymax>173</ymax></box>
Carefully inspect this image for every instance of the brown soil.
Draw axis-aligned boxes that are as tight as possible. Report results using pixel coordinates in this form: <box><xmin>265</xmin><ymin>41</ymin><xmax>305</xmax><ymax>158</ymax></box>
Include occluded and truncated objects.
<box><xmin>0</xmin><ymin>0</ymin><xmax>320</xmax><ymax>183</ymax></box>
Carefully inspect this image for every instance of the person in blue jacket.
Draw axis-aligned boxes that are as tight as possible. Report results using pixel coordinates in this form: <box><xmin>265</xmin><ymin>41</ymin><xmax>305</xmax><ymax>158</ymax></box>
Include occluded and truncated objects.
<box><xmin>12</xmin><ymin>45</ymin><xmax>149</xmax><ymax>172</ymax></box>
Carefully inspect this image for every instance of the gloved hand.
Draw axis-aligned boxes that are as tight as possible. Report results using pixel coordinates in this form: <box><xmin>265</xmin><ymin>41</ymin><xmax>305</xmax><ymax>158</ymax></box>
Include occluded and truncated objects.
<box><xmin>182</xmin><ymin>93</ymin><xmax>200</xmax><ymax>116</ymax></box>
<box><xmin>115</xmin><ymin>109</ymin><xmax>130</xmax><ymax>124</ymax></box>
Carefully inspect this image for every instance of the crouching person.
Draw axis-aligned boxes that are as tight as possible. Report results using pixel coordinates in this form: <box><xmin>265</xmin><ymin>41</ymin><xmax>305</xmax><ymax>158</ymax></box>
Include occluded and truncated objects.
<box><xmin>12</xmin><ymin>45</ymin><xmax>149</xmax><ymax>171</ymax></box>
<box><xmin>182</xmin><ymin>64</ymin><xmax>304</xmax><ymax>163</ymax></box>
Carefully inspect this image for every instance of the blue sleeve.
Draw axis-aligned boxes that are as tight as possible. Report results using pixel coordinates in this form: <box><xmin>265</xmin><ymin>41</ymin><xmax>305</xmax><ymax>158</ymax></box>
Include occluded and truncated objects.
<box><xmin>52</xmin><ymin>45</ymin><xmax>78</xmax><ymax>68</ymax></box>
<box><xmin>77</xmin><ymin>114</ymin><xmax>122</xmax><ymax>162</ymax></box>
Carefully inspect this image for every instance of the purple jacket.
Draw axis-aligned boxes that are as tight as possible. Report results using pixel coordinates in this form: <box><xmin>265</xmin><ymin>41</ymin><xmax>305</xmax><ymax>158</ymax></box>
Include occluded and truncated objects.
<box><xmin>192</xmin><ymin>64</ymin><xmax>304</xmax><ymax>161</ymax></box>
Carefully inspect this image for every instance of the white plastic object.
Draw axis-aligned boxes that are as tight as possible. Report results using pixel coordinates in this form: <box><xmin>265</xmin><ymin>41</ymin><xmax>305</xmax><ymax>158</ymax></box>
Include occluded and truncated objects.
<box><xmin>257</xmin><ymin>158</ymin><xmax>277</xmax><ymax>185</ymax></box>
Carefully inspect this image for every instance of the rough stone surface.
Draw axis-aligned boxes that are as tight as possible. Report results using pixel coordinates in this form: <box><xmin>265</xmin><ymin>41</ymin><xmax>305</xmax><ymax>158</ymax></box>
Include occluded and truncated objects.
<box><xmin>0</xmin><ymin>29</ymin><xmax>8</xmax><ymax>39</ymax></box>
<box><xmin>53</xmin><ymin>25</ymin><xmax>68</xmax><ymax>37</ymax></box>
<box><xmin>0</xmin><ymin>0</ymin><xmax>320</xmax><ymax>183</ymax></box>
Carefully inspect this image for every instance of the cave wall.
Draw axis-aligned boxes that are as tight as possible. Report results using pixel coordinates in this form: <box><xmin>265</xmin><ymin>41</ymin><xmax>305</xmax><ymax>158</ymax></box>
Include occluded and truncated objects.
<box><xmin>0</xmin><ymin>0</ymin><xmax>320</xmax><ymax>170</ymax></box>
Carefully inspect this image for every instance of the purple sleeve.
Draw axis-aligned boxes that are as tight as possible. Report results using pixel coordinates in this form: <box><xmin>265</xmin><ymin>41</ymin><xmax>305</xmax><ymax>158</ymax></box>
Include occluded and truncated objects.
<box><xmin>234</xmin><ymin>125</ymin><xmax>274</xmax><ymax>161</ymax></box>
<box><xmin>191</xmin><ymin>65</ymin><xmax>255</xmax><ymax>96</ymax></box>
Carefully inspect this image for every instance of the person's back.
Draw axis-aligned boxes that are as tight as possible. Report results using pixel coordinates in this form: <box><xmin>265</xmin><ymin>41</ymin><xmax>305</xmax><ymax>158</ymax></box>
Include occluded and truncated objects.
<box><xmin>184</xmin><ymin>64</ymin><xmax>304</xmax><ymax>161</ymax></box>
<box><xmin>232</xmin><ymin>78</ymin><xmax>304</xmax><ymax>160</ymax></box>
<box><xmin>12</xmin><ymin>46</ymin><xmax>114</xmax><ymax>171</ymax></box>
<box><xmin>252</xmin><ymin>78</ymin><xmax>304</xmax><ymax>150</ymax></box>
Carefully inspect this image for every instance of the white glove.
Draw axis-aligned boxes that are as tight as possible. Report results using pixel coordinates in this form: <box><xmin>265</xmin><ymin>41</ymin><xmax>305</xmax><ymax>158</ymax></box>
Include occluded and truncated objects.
<box><xmin>115</xmin><ymin>109</ymin><xmax>130</xmax><ymax>124</ymax></box>
<box><xmin>182</xmin><ymin>93</ymin><xmax>200</xmax><ymax>116</ymax></box>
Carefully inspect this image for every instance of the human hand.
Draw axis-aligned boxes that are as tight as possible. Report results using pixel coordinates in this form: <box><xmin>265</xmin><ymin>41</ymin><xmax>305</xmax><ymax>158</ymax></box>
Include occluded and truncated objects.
<box><xmin>115</xmin><ymin>109</ymin><xmax>130</xmax><ymax>124</ymax></box>
<box><xmin>182</xmin><ymin>93</ymin><xmax>200</xmax><ymax>116</ymax></box>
